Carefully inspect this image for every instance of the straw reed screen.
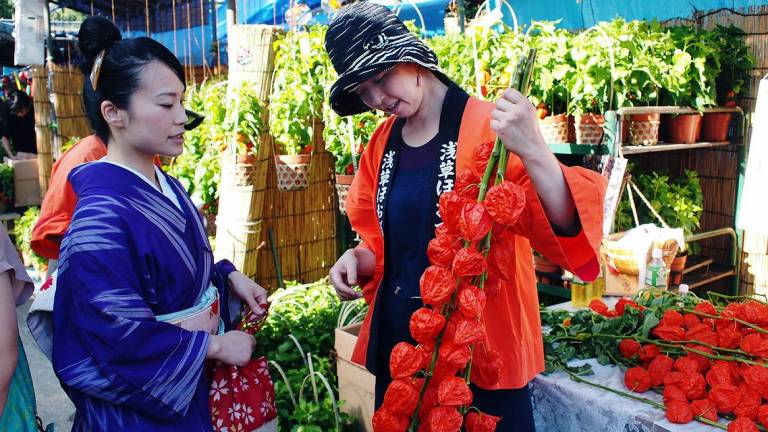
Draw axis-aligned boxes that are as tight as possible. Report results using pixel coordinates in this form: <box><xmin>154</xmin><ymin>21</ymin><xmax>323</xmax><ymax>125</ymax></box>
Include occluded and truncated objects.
<box><xmin>32</xmin><ymin>66</ymin><xmax>52</xmax><ymax>196</ymax></box>
<box><xmin>227</xmin><ymin>25</ymin><xmax>282</xmax><ymax>101</ymax></box>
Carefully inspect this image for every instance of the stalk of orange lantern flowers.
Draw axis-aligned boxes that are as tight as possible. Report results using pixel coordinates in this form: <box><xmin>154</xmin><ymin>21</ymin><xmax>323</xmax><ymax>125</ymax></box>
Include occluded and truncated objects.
<box><xmin>372</xmin><ymin>49</ymin><xmax>537</xmax><ymax>432</ymax></box>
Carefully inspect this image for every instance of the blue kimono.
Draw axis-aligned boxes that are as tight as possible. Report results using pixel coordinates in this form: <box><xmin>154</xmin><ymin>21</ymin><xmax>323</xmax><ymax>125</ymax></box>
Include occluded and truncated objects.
<box><xmin>52</xmin><ymin>162</ymin><xmax>235</xmax><ymax>431</ymax></box>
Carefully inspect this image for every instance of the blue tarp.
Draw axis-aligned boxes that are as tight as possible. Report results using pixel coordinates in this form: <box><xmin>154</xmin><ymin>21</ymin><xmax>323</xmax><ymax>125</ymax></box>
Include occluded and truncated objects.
<box><xmin>102</xmin><ymin>0</ymin><xmax>768</xmax><ymax>65</ymax></box>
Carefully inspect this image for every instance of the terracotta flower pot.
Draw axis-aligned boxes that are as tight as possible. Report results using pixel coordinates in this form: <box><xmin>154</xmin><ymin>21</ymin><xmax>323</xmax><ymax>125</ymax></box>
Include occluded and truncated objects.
<box><xmin>274</xmin><ymin>154</ymin><xmax>311</xmax><ymax>191</ymax></box>
<box><xmin>575</xmin><ymin>113</ymin><xmax>605</xmax><ymax>145</ymax></box>
<box><xmin>629</xmin><ymin>113</ymin><xmax>661</xmax><ymax>146</ymax></box>
<box><xmin>335</xmin><ymin>174</ymin><xmax>355</xmax><ymax>215</ymax></box>
<box><xmin>663</xmin><ymin>113</ymin><xmax>702</xmax><ymax>144</ymax></box>
<box><xmin>539</xmin><ymin>114</ymin><xmax>569</xmax><ymax>144</ymax></box>
<box><xmin>668</xmin><ymin>253</ymin><xmax>688</xmax><ymax>286</ymax></box>
<box><xmin>700</xmin><ymin>112</ymin><xmax>732</xmax><ymax>142</ymax></box>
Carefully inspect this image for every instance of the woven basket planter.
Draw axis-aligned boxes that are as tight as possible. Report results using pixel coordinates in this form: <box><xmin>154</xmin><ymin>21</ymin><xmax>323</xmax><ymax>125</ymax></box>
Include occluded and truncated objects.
<box><xmin>539</xmin><ymin>114</ymin><xmax>569</xmax><ymax>143</ymax></box>
<box><xmin>575</xmin><ymin>113</ymin><xmax>605</xmax><ymax>145</ymax></box>
<box><xmin>629</xmin><ymin>113</ymin><xmax>661</xmax><ymax>146</ymax></box>
<box><xmin>335</xmin><ymin>174</ymin><xmax>354</xmax><ymax>215</ymax></box>
<box><xmin>274</xmin><ymin>154</ymin><xmax>311</xmax><ymax>192</ymax></box>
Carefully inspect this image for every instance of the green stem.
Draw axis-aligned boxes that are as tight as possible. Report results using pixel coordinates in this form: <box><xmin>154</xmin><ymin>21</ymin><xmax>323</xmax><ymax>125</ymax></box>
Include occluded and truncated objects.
<box><xmin>563</xmin><ymin>369</ymin><xmax>727</xmax><ymax>430</ymax></box>
<box><xmin>681</xmin><ymin>308</ymin><xmax>768</xmax><ymax>335</ymax></box>
<box><xmin>707</xmin><ymin>291</ymin><xmax>768</xmax><ymax>307</ymax></box>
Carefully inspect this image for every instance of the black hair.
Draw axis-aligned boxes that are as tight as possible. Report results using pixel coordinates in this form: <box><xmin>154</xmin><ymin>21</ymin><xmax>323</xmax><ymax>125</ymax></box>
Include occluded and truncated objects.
<box><xmin>7</xmin><ymin>90</ymin><xmax>31</xmax><ymax>114</ymax></box>
<box><xmin>77</xmin><ymin>16</ymin><xmax>186</xmax><ymax>143</ymax></box>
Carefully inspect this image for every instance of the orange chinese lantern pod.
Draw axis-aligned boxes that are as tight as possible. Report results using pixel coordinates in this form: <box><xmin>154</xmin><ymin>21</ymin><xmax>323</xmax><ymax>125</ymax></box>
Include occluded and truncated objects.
<box><xmin>459</xmin><ymin>202</ymin><xmax>492</xmax><ymax>241</ymax></box>
<box><xmin>372</xmin><ymin>408</ymin><xmax>410</xmax><ymax>432</ymax></box>
<box><xmin>420</xmin><ymin>266</ymin><xmax>456</xmax><ymax>307</ymax></box>
<box><xmin>438</xmin><ymin>191</ymin><xmax>466</xmax><ymax>235</ymax></box>
<box><xmin>665</xmin><ymin>400</ymin><xmax>694</xmax><ymax>424</ymax></box>
<box><xmin>482</xmin><ymin>272</ymin><xmax>505</xmax><ymax>299</ymax></box>
<box><xmin>409</xmin><ymin>307</ymin><xmax>447</xmax><ymax>345</ymax></box>
<box><xmin>486</xmin><ymin>229</ymin><xmax>516</xmax><ymax>281</ymax></box>
<box><xmin>706</xmin><ymin>362</ymin><xmax>736</xmax><ymax>388</ymax></box>
<box><xmin>741</xmin><ymin>365</ymin><xmax>768</xmax><ymax>399</ymax></box>
<box><xmin>390</xmin><ymin>342</ymin><xmax>427</xmax><ymax>379</ymax></box>
<box><xmin>618</xmin><ymin>339</ymin><xmax>641</xmax><ymax>359</ymax></box>
<box><xmin>438</xmin><ymin>341</ymin><xmax>471</xmax><ymax>370</ymax></box>
<box><xmin>660</xmin><ymin>310</ymin><xmax>684</xmax><ymax>327</ymax></box>
<box><xmin>709</xmin><ymin>384</ymin><xmax>742</xmax><ymax>414</ymax></box>
<box><xmin>382</xmin><ymin>378</ymin><xmax>420</xmax><ymax>416</ymax></box>
<box><xmin>652</xmin><ymin>325</ymin><xmax>686</xmax><ymax>342</ymax></box>
<box><xmin>474</xmin><ymin>140</ymin><xmax>495</xmax><ymax>174</ymax></box>
<box><xmin>663</xmin><ymin>384</ymin><xmax>687</xmax><ymax>404</ymax></box>
<box><xmin>689</xmin><ymin>399</ymin><xmax>718</xmax><ymax>422</ymax></box>
<box><xmin>458</xmin><ymin>285</ymin><xmax>487</xmax><ymax>319</ymax></box>
<box><xmin>734</xmin><ymin>386</ymin><xmax>761</xmax><ymax>421</ymax></box>
<box><xmin>437</xmin><ymin>376</ymin><xmax>473</xmax><ymax>406</ymax></box>
<box><xmin>682</xmin><ymin>373</ymin><xmax>707</xmax><ymax>401</ymax></box>
<box><xmin>427</xmin><ymin>406</ymin><xmax>463</xmax><ymax>432</ymax></box>
<box><xmin>418</xmin><ymin>383</ymin><xmax>439</xmax><ymax>419</ymax></box>
<box><xmin>470</xmin><ymin>347</ymin><xmax>503</xmax><ymax>388</ymax></box>
<box><xmin>452</xmin><ymin>247</ymin><xmax>487</xmax><ymax>277</ymax></box>
<box><xmin>647</xmin><ymin>355</ymin><xmax>674</xmax><ymax>387</ymax></box>
<box><xmin>427</xmin><ymin>234</ymin><xmax>462</xmax><ymax>268</ymax></box>
<box><xmin>484</xmin><ymin>181</ymin><xmax>526</xmax><ymax>226</ymax></box>
<box><xmin>728</xmin><ymin>417</ymin><xmax>759</xmax><ymax>432</ymax></box>
<box><xmin>623</xmin><ymin>367</ymin><xmax>651</xmax><ymax>393</ymax></box>
<box><xmin>455</xmin><ymin>171</ymin><xmax>481</xmax><ymax>200</ymax></box>
<box><xmin>465</xmin><ymin>411</ymin><xmax>501</xmax><ymax>432</ymax></box>
<box><xmin>453</xmin><ymin>319</ymin><xmax>484</xmax><ymax>346</ymax></box>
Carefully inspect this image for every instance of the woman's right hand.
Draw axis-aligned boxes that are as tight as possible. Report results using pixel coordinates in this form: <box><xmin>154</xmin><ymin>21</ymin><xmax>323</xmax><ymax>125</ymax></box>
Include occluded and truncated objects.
<box><xmin>330</xmin><ymin>248</ymin><xmax>366</xmax><ymax>301</ymax></box>
<box><xmin>207</xmin><ymin>330</ymin><xmax>255</xmax><ymax>366</ymax></box>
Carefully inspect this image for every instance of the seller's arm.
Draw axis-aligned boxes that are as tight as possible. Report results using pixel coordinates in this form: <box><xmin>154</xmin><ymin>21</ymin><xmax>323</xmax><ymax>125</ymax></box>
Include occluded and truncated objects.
<box><xmin>1</xmin><ymin>137</ymin><xmax>14</xmax><ymax>159</ymax></box>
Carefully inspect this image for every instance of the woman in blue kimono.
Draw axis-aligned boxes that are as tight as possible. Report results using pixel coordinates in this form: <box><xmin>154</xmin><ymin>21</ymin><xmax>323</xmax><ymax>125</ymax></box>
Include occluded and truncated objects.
<box><xmin>52</xmin><ymin>17</ymin><xmax>268</xmax><ymax>431</ymax></box>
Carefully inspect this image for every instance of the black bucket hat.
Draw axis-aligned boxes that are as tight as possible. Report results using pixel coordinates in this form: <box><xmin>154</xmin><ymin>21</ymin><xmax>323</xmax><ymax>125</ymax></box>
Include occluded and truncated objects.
<box><xmin>325</xmin><ymin>2</ymin><xmax>453</xmax><ymax>116</ymax></box>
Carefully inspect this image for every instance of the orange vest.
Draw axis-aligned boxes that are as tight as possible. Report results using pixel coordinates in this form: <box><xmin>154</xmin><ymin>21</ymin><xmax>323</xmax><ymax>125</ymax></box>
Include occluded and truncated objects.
<box><xmin>345</xmin><ymin>97</ymin><xmax>607</xmax><ymax>389</ymax></box>
<box><xmin>32</xmin><ymin>135</ymin><xmax>107</xmax><ymax>260</ymax></box>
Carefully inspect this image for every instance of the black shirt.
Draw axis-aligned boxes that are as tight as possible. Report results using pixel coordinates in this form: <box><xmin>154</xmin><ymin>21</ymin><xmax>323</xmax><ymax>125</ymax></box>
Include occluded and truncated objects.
<box><xmin>2</xmin><ymin>108</ymin><xmax>37</xmax><ymax>154</ymax></box>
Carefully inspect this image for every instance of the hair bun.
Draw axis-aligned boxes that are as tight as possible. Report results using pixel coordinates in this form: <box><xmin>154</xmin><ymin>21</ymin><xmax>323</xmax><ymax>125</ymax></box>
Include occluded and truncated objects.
<box><xmin>78</xmin><ymin>16</ymin><xmax>121</xmax><ymax>74</ymax></box>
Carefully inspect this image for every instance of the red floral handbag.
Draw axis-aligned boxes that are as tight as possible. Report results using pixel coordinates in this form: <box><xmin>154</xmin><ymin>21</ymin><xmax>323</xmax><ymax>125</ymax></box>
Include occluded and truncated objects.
<box><xmin>208</xmin><ymin>306</ymin><xmax>278</xmax><ymax>432</ymax></box>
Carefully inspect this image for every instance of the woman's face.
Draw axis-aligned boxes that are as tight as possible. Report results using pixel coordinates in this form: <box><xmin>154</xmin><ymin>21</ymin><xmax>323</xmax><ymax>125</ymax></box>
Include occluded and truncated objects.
<box><xmin>355</xmin><ymin>63</ymin><xmax>422</xmax><ymax>118</ymax></box>
<box><xmin>117</xmin><ymin>61</ymin><xmax>187</xmax><ymax>157</ymax></box>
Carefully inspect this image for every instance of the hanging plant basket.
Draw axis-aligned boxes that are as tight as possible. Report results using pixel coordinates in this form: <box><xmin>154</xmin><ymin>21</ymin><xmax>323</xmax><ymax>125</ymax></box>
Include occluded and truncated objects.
<box><xmin>334</xmin><ymin>174</ymin><xmax>354</xmax><ymax>215</ymax></box>
<box><xmin>628</xmin><ymin>113</ymin><xmax>661</xmax><ymax>146</ymax></box>
<box><xmin>575</xmin><ymin>113</ymin><xmax>605</xmax><ymax>145</ymax></box>
<box><xmin>274</xmin><ymin>154</ymin><xmax>311</xmax><ymax>191</ymax></box>
<box><xmin>539</xmin><ymin>113</ymin><xmax>569</xmax><ymax>144</ymax></box>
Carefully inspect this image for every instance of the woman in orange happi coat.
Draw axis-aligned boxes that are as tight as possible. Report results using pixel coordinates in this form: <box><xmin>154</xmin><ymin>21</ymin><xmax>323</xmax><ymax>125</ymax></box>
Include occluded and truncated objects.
<box><xmin>326</xmin><ymin>4</ymin><xmax>606</xmax><ymax>429</ymax></box>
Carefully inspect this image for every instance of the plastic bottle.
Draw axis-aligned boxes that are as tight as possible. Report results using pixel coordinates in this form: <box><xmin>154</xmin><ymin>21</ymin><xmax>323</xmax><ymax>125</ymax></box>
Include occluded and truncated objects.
<box><xmin>644</xmin><ymin>248</ymin><xmax>668</xmax><ymax>290</ymax></box>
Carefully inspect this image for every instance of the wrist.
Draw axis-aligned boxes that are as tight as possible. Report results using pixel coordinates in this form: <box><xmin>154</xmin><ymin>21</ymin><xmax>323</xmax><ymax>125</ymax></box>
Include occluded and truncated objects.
<box><xmin>207</xmin><ymin>335</ymin><xmax>222</xmax><ymax>360</ymax></box>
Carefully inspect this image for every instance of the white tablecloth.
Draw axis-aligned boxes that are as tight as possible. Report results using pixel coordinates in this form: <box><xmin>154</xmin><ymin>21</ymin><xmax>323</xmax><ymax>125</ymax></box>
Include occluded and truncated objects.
<box><xmin>531</xmin><ymin>301</ymin><xmax>723</xmax><ymax>431</ymax></box>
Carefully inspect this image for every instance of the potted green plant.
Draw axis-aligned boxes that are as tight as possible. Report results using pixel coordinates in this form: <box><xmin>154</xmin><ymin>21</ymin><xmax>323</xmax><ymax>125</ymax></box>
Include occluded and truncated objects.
<box><xmin>609</xmin><ymin>19</ymin><xmax>668</xmax><ymax>145</ymax></box>
<box><xmin>527</xmin><ymin>21</ymin><xmax>573</xmax><ymax>144</ymax></box>
<box><xmin>13</xmin><ymin>206</ymin><xmax>48</xmax><ymax>275</ymax></box>
<box><xmin>659</xmin><ymin>26</ymin><xmax>719</xmax><ymax>144</ymax></box>
<box><xmin>269</xmin><ymin>26</ymin><xmax>332</xmax><ymax>191</ymax></box>
<box><xmin>700</xmin><ymin>25</ymin><xmax>755</xmax><ymax>142</ymax></box>
<box><xmin>323</xmin><ymin>108</ymin><xmax>384</xmax><ymax>214</ymax></box>
<box><xmin>0</xmin><ymin>163</ymin><xmax>13</xmax><ymax>213</ymax></box>
<box><xmin>568</xmin><ymin>25</ymin><xmax>613</xmax><ymax>145</ymax></box>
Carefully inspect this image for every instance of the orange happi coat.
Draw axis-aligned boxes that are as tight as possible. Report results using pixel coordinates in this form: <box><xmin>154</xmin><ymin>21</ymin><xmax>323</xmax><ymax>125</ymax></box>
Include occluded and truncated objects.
<box><xmin>345</xmin><ymin>96</ymin><xmax>607</xmax><ymax>389</ymax></box>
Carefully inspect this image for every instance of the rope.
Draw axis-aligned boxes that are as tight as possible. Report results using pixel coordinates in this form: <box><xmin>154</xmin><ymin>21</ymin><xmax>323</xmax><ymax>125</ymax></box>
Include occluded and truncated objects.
<box><xmin>626</xmin><ymin>182</ymin><xmax>640</xmax><ymax>227</ymax></box>
<box><xmin>90</xmin><ymin>0</ymin><xmax>94</xmax><ymax>15</ymax></box>
<box><xmin>187</xmin><ymin>1</ymin><xmax>193</xmax><ymax>83</ymax></box>
<box><xmin>145</xmin><ymin>0</ymin><xmax>150</xmax><ymax>35</ymax></box>
<box><xmin>172</xmin><ymin>0</ymin><xmax>178</xmax><ymax>56</ymax></box>
<box><xmin>630</xmin><ymin>180</ymin><xmax>670</xmax><ymax>228</ymax></box>
<box><xmin>111</xmin><ymin>0</ymin><xmax>115</xmax><ymax>21</ymax></box>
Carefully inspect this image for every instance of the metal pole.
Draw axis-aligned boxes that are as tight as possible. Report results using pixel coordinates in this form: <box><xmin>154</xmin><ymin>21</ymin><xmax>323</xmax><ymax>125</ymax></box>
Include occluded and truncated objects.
<box><xmin>457</xmin><ymin>0</ymin><xmax>465</xmax><ymax>33</ymax></box>
<box><xmin>226</xmin><ymin>0</ymin><xmax>236</xmax><ymax>30</ymax></box>
<box><xmin>211</xmin><ymin>0</ymin><xmax>220</xmax><ymax>74</ymax></box>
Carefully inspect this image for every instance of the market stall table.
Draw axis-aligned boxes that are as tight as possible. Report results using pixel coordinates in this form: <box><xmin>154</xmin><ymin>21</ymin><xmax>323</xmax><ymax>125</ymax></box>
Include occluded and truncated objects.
<box><xmin>531</xmin><ymin>300</ymin><xmax>724</xmax><ymax>432</ymax></box>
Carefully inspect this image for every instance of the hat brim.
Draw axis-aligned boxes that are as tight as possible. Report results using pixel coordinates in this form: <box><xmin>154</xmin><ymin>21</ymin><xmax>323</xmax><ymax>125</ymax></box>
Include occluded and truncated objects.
<box><xmin>329</xmin><ymin>61</ymin><xmax>455</xmax><ymax>117</ymax></box>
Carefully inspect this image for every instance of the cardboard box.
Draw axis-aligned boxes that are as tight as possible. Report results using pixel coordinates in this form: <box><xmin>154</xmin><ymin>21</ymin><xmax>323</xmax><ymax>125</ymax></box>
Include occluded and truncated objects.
<box><xmin>335</xmin><ymin>323</ymin><xmax>375</xmax><ymax>432</ymax></box>
<box><xmin>12</xmin><ymin>159</ymin><xmax>40</xmax><ymax>207</ymax></box>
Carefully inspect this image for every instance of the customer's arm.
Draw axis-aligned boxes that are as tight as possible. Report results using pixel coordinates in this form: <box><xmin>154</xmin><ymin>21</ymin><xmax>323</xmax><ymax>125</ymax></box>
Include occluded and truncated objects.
<box><xmin>0</xmin><ymin>271</ymin><xmax>18</xmax><ymax>414</ymax></box>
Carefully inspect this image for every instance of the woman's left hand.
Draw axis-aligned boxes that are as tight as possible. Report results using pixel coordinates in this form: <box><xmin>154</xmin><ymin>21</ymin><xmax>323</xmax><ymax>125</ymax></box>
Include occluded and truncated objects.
<box><xmin>490</xmin><ymin>88</ymin><xmax>547</xmax><ymax>158</ymax></box>
<box><xmin>228</xmin><ymin>271</ymin><xmax>268</xmax><ymax>318</ymax></box>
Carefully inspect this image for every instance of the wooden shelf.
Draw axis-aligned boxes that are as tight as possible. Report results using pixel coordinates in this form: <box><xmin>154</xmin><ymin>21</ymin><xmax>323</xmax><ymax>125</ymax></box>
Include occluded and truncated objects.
<box><xmin>620</xmin><ymin>141</ymin><xmax>730</xmax><ymax>155</ymax></box>
<box><xmin>548</xmin><ymin>143</ymin><xmax>609</xmax><ymax>155</ymax></box>
<box><xmin>616</xmin><ymin>106</ymin><xmax>742</xmax><ymax>116</ymax></box>
<box><xmin>683</xmin><ymin>263</ymin><xmax>736</xmax><ymax>290</ymax></box>
<box><xmin>681</xmin><ymin>255</ymin><xmax>715</xmax><ymax>276</ymax></box>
